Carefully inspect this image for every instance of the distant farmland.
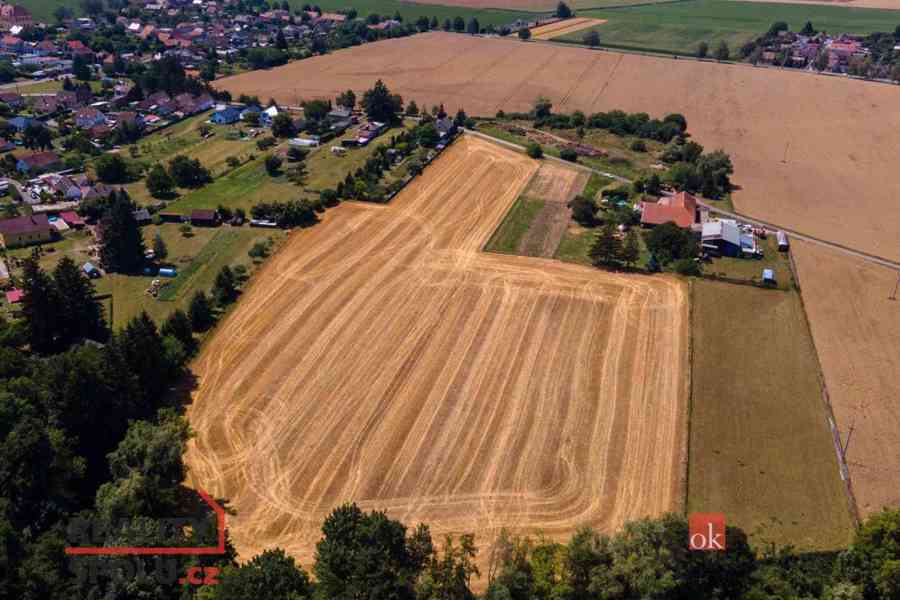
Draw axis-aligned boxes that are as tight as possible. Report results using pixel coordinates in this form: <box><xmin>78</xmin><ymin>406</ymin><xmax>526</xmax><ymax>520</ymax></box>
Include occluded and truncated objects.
<box><xmin>561</xmin><ymin>0</ymin><xmax>900</xmax><ymax>54</ymax></box>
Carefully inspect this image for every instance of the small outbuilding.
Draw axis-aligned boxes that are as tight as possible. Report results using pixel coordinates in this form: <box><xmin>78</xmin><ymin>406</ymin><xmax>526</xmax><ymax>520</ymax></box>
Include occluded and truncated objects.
<box><xmin>190</xmin><ymin>209</ymin><xmax>218</xmax><ymax>227</ymax></box>
<box><xmin>776</xmin><ymin>231</ymin><xmax>789</xmax><ymax>251</ymax></box>
<box><xmin>83</xmin><ymin>262</ymin><xmax>101</xmax><ymax>278</ymax></box>
<box><xmin>762</xmin><ymin>268</ymin><xmax>776</xmax><ymax>286</ymax></box>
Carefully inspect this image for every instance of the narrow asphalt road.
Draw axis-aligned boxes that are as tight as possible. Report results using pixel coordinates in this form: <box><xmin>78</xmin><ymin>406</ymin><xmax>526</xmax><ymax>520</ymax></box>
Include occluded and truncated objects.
<box><xmin>465</xmin><ymin>128</ymin><xmax>900</xmax><ymax>272</ymax></box>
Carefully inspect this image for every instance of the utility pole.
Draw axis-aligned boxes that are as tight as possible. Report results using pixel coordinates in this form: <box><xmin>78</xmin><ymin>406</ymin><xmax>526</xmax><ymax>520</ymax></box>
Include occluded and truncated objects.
<box><xmin>841</xmin><ymin>422</ymin><xmax>855</xmax><ymax>458</ymax></box>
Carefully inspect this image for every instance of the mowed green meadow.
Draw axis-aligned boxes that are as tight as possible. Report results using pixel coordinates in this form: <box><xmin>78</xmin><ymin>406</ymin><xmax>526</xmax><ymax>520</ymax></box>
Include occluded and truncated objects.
<box><xmin>289</xmin><ymin>0</ymin><xmax>533</xmax><ymax>26</ymax></box>
<box><xmin>688</xmin><ymin>279</ymin><xmax>854</xmax><ymax>551</ymax></box>
<box><xmin>559</xmin><ymin>0</ymin><xmax>900</xmax><ymax>54</ymax></box>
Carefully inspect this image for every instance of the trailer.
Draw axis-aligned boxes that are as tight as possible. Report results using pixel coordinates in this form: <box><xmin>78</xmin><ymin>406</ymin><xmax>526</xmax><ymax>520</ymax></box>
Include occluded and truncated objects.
<box><xmin>776</xmin><ymin>231</ymin><xmax>789</xmax><ymax>252</ymax></box>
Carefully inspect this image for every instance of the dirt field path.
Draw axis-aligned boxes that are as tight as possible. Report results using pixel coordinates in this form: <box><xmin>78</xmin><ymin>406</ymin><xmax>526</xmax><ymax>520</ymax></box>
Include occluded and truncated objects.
<box><xmin>185</xmin><ymin>136</ymin><xmax>689</xmax><ymax>573</ymax></box>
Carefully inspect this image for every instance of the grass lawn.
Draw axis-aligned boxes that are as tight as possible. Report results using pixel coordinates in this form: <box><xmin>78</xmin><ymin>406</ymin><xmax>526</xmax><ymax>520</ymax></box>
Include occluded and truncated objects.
<box><xmin>96</xmin><ymin>224</ymin><xmax>285</xmax><ymax>328</ymax></box>
<box><xmin>484</xmin><ymin>196</ymin><xmax>545</xmax><ymax>253</ymax></box>
<box><xmin>477</xmin><ymin>120</ymin><xmax>658</xmax><ymax>180</ymax></box>
<box><xmin>121</xmin><ymin>112</ymin><xmax>258</xmax><ymax>206</ymax></box>
<box><xmin>555</xmin><ymin>223</ymin><xmax>597</xmax><ymax>265</ymax></box>
<box><xmin>688</xmin><ymin>279</ymin><xmax>854</xmax><ymax>551</ymax></box>
<box><xmin>560</xmin><ymin>0</ymin><xmax>900</xmax><ymax>55</ymax></box>
<box><xmin>17</xmin><ymin>0</ymin><xmax>74</xmax><ymax>22</ymax></box>
<box><xmin>704</xmin><ymin>235</ymin><xmax>794</xmax><ymax>290</ymax></box>
<box><xmin>16</xmin><ymin>79</ymin><xmax>105</xmax><ymax>94</ymax></box>
<box><xmin>166</xmin><ymin>125</ymin><xmax>408</xmax><ymax>214</ymax></box>
<box><xmin>554</xmin><ymin>220</ymin><xmax>650</xmax><ymax>266</ymax></box>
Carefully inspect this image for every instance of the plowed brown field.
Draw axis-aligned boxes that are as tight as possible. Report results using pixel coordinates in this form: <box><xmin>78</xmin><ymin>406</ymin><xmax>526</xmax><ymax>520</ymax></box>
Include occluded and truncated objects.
<box><xmin>185</xmin><ymin>136</ymin><xmax>689</xmax><ymax>570</ymax></box>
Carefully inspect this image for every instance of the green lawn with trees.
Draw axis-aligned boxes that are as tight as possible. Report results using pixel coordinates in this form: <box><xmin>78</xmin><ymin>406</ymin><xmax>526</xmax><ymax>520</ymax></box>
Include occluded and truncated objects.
<box><xmin>557</xmin><ymin>0</ymin><xmax>900</xmax><ymax>55</ymax></box>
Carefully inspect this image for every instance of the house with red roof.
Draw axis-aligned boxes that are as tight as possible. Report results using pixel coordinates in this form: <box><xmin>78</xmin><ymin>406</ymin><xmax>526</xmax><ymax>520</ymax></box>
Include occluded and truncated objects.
<box><xmin>640</xmin><ymin>191</ymin><xmax>702</xmax><ymax>229</ymax></box>
<box><xmin>60</xmin><ymin>211</ymin><xmax>86</xmax><ymax>229</ymax></box>
<box><xmin>5</xmin><ymin>289</ymin><xmax>23</xmax><ymax>304</ymax></box>
<box><xmin>0</xmin><ymin>214</ymin><xmax>52</xmax><ymax>248</ymax></box>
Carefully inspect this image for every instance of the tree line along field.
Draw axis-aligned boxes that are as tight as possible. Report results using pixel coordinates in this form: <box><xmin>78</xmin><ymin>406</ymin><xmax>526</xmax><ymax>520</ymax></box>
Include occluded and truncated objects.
<box><xmin>560</xmin><ymin>0</ymin><xmax>900</xmax><ymax>54</ymax></box>
<box><xmin>185</xmin><ymin>136</ymin><xmax>690</xmax><ymax>576</ymax></box>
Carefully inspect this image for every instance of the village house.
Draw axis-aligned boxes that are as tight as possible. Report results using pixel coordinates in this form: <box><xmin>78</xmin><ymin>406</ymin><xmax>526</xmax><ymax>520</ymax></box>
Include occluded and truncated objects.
<box><xmin>30</xmin><ymin>96</ymin><xmax>59</xmax><ymax>115</ymax></box>
<box><xmin>115</xmin><ymin>111</ymin><xmax>145</xmax><ymax>129</ymax></box>
<box><xmin>640</xmin><ymin>191</ymin><xmax>704</xmax><ymax>229</ymax></box>
<box><xmin>0</xmin><ymin>4</ymin><xmax>32</xmax><ymax>29</ymax></box>
<box><xmin>0</xmin><ymin>214</ymin><xmax>52</xmax><ymax>248</ymax></box>
<box><xmin>17</xmin><ymin>151</ymin><xmax>61</xmax><ymax>175</ymax></box>
<box><xmin>0</xmin><ymin>34</ymin><xmax>23</xmax><ymax>53</ymax></box>
<box><xmin>0</xmin><ymin>91</ymin><xmax>23</xmax><ymax>109</ymax></box>
<box><xmin>75</xmin><ymin>107</ymin><xmax>108</xmax><ymax>129</ymax></box>
<box><xmin>211</xmin><ymin>105</ymin><xmax>241</xmax><ymax>124</ymax></box>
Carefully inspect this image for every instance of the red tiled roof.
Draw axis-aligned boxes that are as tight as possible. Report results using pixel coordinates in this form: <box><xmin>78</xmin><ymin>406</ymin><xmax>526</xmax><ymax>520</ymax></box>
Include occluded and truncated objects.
<box><xmin>641</xmin><ymin>192</ymin><xmax>698</xmax><ymax>228</ymax></box>
<box><xmin>0</xmin><ymin>214</ymin><xmax>50</xmax><ymax>236</ymax></box>
<box><xmin>191</xmin><ymin>209</ymin><xmax>216</xmax><ymax>220</ymax></box>
<box><xmin>19</xmin><ymin>152</ymin><xmax>60</xmax><ymax>169</ymax></box>
<box><xmin>60</xmin><ymin>211</ymin><xmax>85</xmax><ymax>226</ymax></box>
<box><xmin>5</xmin><ymin>289</ymin><xmax>23</xmax><ymax>304</ymax></box>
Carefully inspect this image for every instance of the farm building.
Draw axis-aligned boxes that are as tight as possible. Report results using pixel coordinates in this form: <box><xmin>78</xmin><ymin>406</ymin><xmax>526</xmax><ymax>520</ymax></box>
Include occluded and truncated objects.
<box><xmin>59</xmin><ymin>211</ymin><xmax>85</xmax><ymax>229</ymax></box>
<box><xmin>777</xmin><ymin>231</ymin><xmax>790</xmax><ymax>251</ymax></box>
<box><xmin>357</xmin><ymin>121</ymin><xmax>386</xmax><ymax>145</ymax></box>
<box><xmin>701</xmin><ymin>220</ymin><xmax>742</xmax><ymax>257</ymax></box>
<box><xmin>133</xmin><ymin>208</ymin><xmax>152</xmax><ymax>226</ymax></box>
<box><xmin>83</xmin><ymin>262</ymin><xmax>101</xmax><ymax>278</ymax></box>
<box><xmin>211</xmin><ymin>106</ymin><xmax>242</xmax><ymax>124</ymax></box>
<box><xmin>191</xmin><ymin>209</ymin><xmax>218</xmax><ymax>227</ymax></box>
<box><xmin>0</xmin><ymin>214</ymin><xmax>52</xmax><ymax>248</ymax></box>
<box><xmin>640</xmin><ymin>191</ymin><xmax>702</xmax><ymax>229</ymax></box>
<box><xmin>702</xmin><ymin>220</ymin><xmax>760</xmax><ymax>258</ymax></box>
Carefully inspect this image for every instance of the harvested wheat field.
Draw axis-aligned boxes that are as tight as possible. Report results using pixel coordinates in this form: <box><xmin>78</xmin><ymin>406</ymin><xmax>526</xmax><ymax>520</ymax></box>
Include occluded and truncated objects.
<box><xmin>185</xmin><ymin>136</ymin><xmax>689</xmax><ymax>571</ymax></box>
<box><xmin>791</xmin><ymin>241</ymin><xmax>900</xmax><ymax>516</ymax></box>
<box><xmin>531</xmin><ymin>18</ymin><xmax>608</xmax><ymax>40</ymax></box>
